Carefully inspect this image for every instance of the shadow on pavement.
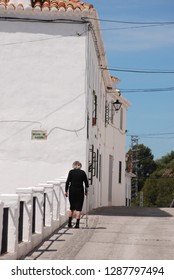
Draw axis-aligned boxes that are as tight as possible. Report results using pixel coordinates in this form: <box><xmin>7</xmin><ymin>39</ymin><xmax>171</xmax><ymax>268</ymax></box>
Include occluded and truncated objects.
<box><xmin>88</xmin><ymin>206</ymin><xmax>173</xmax><ymax>217</ymax></box>
<box><xmin>24</xmin><ymin>220</ymin><xmax>106</xmax><ymax>259</ymax></box>
<box><xmin>24</xmin><ymin>226</ymin><xmax>72</xmax><ymax>260</ymax></box>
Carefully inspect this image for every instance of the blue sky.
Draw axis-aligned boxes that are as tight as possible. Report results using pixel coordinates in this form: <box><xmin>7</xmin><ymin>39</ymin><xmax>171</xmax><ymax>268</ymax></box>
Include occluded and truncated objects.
<box><xmin>91</xmin><ymin>0</ymin><xmax>174</xmax><ymax>159</ymax></box>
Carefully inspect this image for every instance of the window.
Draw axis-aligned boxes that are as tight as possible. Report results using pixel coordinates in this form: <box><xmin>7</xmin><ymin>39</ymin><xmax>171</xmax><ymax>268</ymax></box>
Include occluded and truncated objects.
<box><xmin>92</xmin><ymin>90</ymin><xmax>97</xmax><ymax>126</ymax></box>
<box><xmin>96</xmin><ymin>149</ymin><xmax>99</xmax><ymax>178</ymax></box>
<box><xmin>119</xmin><ymin>161</ymin><xmax>122</xmax><ymax>183</ymax></box>
<box><xmin>120</xmin><ymin>107</ymin><xmax>123</xmax><ymax>130</ymax></box>
<box><xmin>99</xmin><ymin>154</ymin><xmax>102</xmax><ymax>182</ymax></box>
<box><xmin>87</xmin><ymin>113</ymin><xmax>89</xmax><ymax>139</ymax></box>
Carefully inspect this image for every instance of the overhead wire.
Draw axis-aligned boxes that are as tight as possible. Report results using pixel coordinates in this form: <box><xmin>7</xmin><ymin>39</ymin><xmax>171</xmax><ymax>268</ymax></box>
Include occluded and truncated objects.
<box><xmin>127</xmin><ymin>132</ymin><xmax>174</xmax><ymax>140</ymax></box>
<box><xmin>128</xmin><ymin>132</ymin><xmax>174</xmax><ymax>136</ymax></box>
<box><xmin>82</xmin><ymin>17</ymin><xmax>174</xmax><ymax>25</ymax></box>
<box><xmin>0</xmin><ymin>16</ymin><xmax>86</xmax><ymax>24</ymax></box>
<box><xmin>1</xmin><ymin>15</ymin><xmax>174</xmax><ymax>47</ymax></box>
<box><xmin>0</xmin><ymin>32</ymin><xmax>85</xmax><ymax>47</ymax></box>
<box><xmin>83</xmin><ymin>17</ymin><xmax>174</xmax><ymax>148</ymax></box>
<box><xmin>120</xmin><ymin>87</ymin><xmax>174</xmax><ymax>93</ymax></box>
<box><xmin>0</xmin><ymin>120</ymin><xmax>41</xmax><ymax>125</ymax></box>
<box><xmin>100</xmin><ymin>24</ymin><xmax>169</xmax><ymax>31</ymax></box>
<box><xmin>101</xmin><ymin>67</ymin><xmax>174</xmax><ymax>74</ymax></box>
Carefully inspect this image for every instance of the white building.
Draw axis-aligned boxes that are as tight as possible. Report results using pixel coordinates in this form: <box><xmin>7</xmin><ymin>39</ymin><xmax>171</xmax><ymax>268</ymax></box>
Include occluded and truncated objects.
<box><xmin>0</xmin><ymin>0</ymin><xmax>130</xmax><ymax>208</ymax></box>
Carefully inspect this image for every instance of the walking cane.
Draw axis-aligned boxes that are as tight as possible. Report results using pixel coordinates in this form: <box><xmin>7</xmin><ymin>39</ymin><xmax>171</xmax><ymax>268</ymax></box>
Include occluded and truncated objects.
<box><xmin>86</xmin><ymin>193</ymin><xmax>89</xmax><ymax>228</ymax></box>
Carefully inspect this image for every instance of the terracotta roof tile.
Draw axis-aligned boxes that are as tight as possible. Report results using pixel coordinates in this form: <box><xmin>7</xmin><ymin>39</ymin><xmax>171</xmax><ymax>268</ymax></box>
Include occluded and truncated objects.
<box><xmin>0</xmin><ymin>0</ymin><xmax>94</xmax><ymax>13</ymax></box>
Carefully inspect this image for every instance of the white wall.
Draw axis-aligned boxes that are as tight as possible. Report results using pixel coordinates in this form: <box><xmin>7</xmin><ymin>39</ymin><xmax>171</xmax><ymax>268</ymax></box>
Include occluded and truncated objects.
<box><xmin>85</xmin><ymin>28</ymin><xmax>129</xmax><ymax>208</ymax></box>
<box><xmin>0</xmin><ymin>12</ymin><xmax>130</xmax><ymax>209</ymax></box>
<box><xmin>85</xmin><ymin>29</ymin><xmax>104</xmax><ymax>209</ymax></box>
<box><xmin>0</xmin><ymin>20</ymin><xmax>87</xmax><ymax>193</ymax></box>
<box><xmin>113</xmin><ymin>105</ymin><xmax>127</xmax><ymax>206</ymax></box>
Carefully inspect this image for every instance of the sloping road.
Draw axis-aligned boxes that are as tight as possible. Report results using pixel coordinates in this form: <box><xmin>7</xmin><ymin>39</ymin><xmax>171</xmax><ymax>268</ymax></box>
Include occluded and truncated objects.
<box><xmin>25</xmin><ymin>207</ymin><xmax>174</xmax><ymax>260</ymax></box>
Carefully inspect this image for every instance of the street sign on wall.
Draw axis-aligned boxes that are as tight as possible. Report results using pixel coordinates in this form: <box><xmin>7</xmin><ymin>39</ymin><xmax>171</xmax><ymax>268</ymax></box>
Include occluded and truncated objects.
<box><xmin>31</xmin><ymin>130</ymin><xmax>47</xmax><ymax>140</ymax></box>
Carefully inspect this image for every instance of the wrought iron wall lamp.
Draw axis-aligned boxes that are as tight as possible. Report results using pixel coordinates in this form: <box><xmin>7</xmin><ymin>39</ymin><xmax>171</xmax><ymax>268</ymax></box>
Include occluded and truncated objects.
<box><xmin>105</xmin><ymin>99</ymin><xmax>122</xmax><ymax>127</ymax></box>
<box><xmin>112</xmin><ymin>99</ymin><xmax>122</xmax><ymax>112</ymax></box>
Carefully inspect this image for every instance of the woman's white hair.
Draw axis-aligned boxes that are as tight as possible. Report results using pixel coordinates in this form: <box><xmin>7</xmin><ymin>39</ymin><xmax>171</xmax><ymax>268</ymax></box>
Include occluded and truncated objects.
<box><xmin>72</xmin><ymin>161</ymin><xmax>82</xmax><ymax>169</ymax></box>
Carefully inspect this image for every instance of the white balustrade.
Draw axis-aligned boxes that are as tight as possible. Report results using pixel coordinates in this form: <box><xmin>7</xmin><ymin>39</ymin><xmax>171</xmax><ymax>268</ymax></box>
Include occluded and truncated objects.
<box><xmin>0</xmin><ymin>177</ymin><xmax>68</xmax><ymax>260</ymax></box>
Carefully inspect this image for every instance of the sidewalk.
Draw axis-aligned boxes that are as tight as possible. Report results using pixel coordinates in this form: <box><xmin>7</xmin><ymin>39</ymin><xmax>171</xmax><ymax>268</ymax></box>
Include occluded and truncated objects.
<box><xmin>24</xmin><ymin>207</ymin><xmax>174</xmax><ymax>260</ymax></box>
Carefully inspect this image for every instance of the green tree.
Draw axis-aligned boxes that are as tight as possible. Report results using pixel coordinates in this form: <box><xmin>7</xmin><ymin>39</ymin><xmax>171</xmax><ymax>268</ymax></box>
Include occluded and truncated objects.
<box><xmin>156</xmin><ymin>151</ymin><xmax>174</xmax><ymax>169</ymax></box>
<box><xmin>142</xmin><ymin>178</ymin><xmax>159</xmax><ymax>207</ymax></box>
<box><xmin>142</xmin><ymin>151</ymin><xmax>174</xmax><ymax>207</ymax></box>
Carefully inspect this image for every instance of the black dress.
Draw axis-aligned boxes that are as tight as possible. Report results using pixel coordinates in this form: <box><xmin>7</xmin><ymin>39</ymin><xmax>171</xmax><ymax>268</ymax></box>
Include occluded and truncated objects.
<box><xmin>65</xmin><ymin>169</ymin><xmax>89</xmax><ymax>211</ymax></box>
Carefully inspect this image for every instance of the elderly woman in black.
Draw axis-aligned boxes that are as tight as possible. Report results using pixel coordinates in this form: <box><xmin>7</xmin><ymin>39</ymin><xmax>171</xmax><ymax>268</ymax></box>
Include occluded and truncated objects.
<box><xmin>65</xmin><ymin>161</ymin><xmax>89</xmax><ymax>228</ymax></box>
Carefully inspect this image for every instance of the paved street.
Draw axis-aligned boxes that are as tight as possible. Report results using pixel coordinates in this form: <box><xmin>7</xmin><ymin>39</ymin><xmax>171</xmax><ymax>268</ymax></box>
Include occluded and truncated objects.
<box><xmin>25</xmin><ymin>207</ymin><xmax>174</xmax><ymax>260</ymax></box>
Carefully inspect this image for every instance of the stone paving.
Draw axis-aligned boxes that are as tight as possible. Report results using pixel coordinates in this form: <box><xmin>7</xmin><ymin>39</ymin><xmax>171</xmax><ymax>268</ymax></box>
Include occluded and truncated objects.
<box><xmin>24</xmin><ymin>207</ymin><xmax>174</xmax><ymax>260</ymax></box>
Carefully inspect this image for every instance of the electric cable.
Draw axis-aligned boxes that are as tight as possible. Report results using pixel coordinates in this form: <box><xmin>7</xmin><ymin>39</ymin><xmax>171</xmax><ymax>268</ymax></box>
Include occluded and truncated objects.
<box><xmin>47</xmin><ymin>124</ymin><xmax>86</xmax><ymax>137</ymax></box>
<box><xmin>121</xmin><ymin>87</ymin><xmax>174</xmax><ymax>93</ymax></box>
<box><xmin>0</xmin><ymin>32</ymin><xmax>85</xmax><ymax>47</ymax></box>
<box><xmin>128</xmin><ymin>132</ymin><xmax>174</xmax><ymax>136</ymax></box>
<box><xmin>101</xmin><ymin>67</ymin><xmax>174</xmax><ymax>74</ymax></box>
<box><xmin>82</xmin><ymin>17</ymin><xmax>174</xmax><ymax>25</ymax></box>
<box><xmin>100</xmin><ymin>24</ymin><xmax>169</xmax><ymax>31</ymax></box>
<box><xmin>127</xmin><ymin>132</ymin><xmax>174</xmax><ymax>140</ymax></box>
<box><xmin>0</xmin><ymin>16</ymin><xmax>86</xmax><ymax>24</ymax></box>
<box><xmin>0</xmin><ymin>120</ymin><xmax>41</xmax><ymax>125</ymax></box>
<box><xmin>3</xmin><ymin>15</ymin><xmax>173</xmax><ymax>26</ymax></box>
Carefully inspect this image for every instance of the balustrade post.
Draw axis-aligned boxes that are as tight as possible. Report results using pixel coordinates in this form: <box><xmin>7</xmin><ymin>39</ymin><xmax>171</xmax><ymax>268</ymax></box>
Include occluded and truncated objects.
<box><xmin>31</xmin><ymin>187</ymin><xmax>44</xmax><ymax>234</ymax></box>
<box><xmin>16</xmin><ymin>188</ymin><xmax>33</xmax><ymax>242</ymax></box>
<box><xmin>38</xmin><ymin>184</ymin><xmax>53</xmax><ymax>227</ymax></box>
<box><xmin>50</xmin><ymin>178</ymin><xmax>68</xmax><ymax>224</ymax></box>
<box><xmin>47</xmin><ymin>180</ymin><xmax>61</xmax><ymax>221</ymax></box>
<box><xmin>0</xmin><ymin>200</ymin><xmax>4</xmax><ymax>254</ymax></box>
<box><xmin>0</xmin><ymin>195</ymin><xmax>19</xmax><ymax>256</ymax></box>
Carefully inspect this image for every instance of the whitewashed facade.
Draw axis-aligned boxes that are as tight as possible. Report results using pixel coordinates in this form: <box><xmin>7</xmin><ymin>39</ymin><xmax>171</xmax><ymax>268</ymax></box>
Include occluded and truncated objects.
<box><xmin>0</xmin><ymin>1</ymin><xmax>132</xmax><ymax>259</ymax></box>
<box><xmin>0</xmin><ymin>1</ymin><xmax>130</xmax><ymax>209</ymax></box>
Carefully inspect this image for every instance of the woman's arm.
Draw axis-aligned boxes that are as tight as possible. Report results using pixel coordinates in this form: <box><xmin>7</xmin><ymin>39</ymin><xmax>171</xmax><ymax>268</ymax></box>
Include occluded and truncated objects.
<box><xmin>65</xmin><ymin>170</ymin><xmax>72</xmax><ymax>195</ymax></box>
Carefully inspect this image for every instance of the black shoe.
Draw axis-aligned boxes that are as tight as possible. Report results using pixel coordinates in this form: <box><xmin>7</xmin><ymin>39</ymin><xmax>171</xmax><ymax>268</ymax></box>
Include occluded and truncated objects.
<box><xmin>74</xmin><ymin>224</ymin><xmax>79</xmax><ymax>228</ymax></box>
<box><xmin>68</xmin><ymin>217</ymin><xmax>72</xmax><ymax>228</ymax></box>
